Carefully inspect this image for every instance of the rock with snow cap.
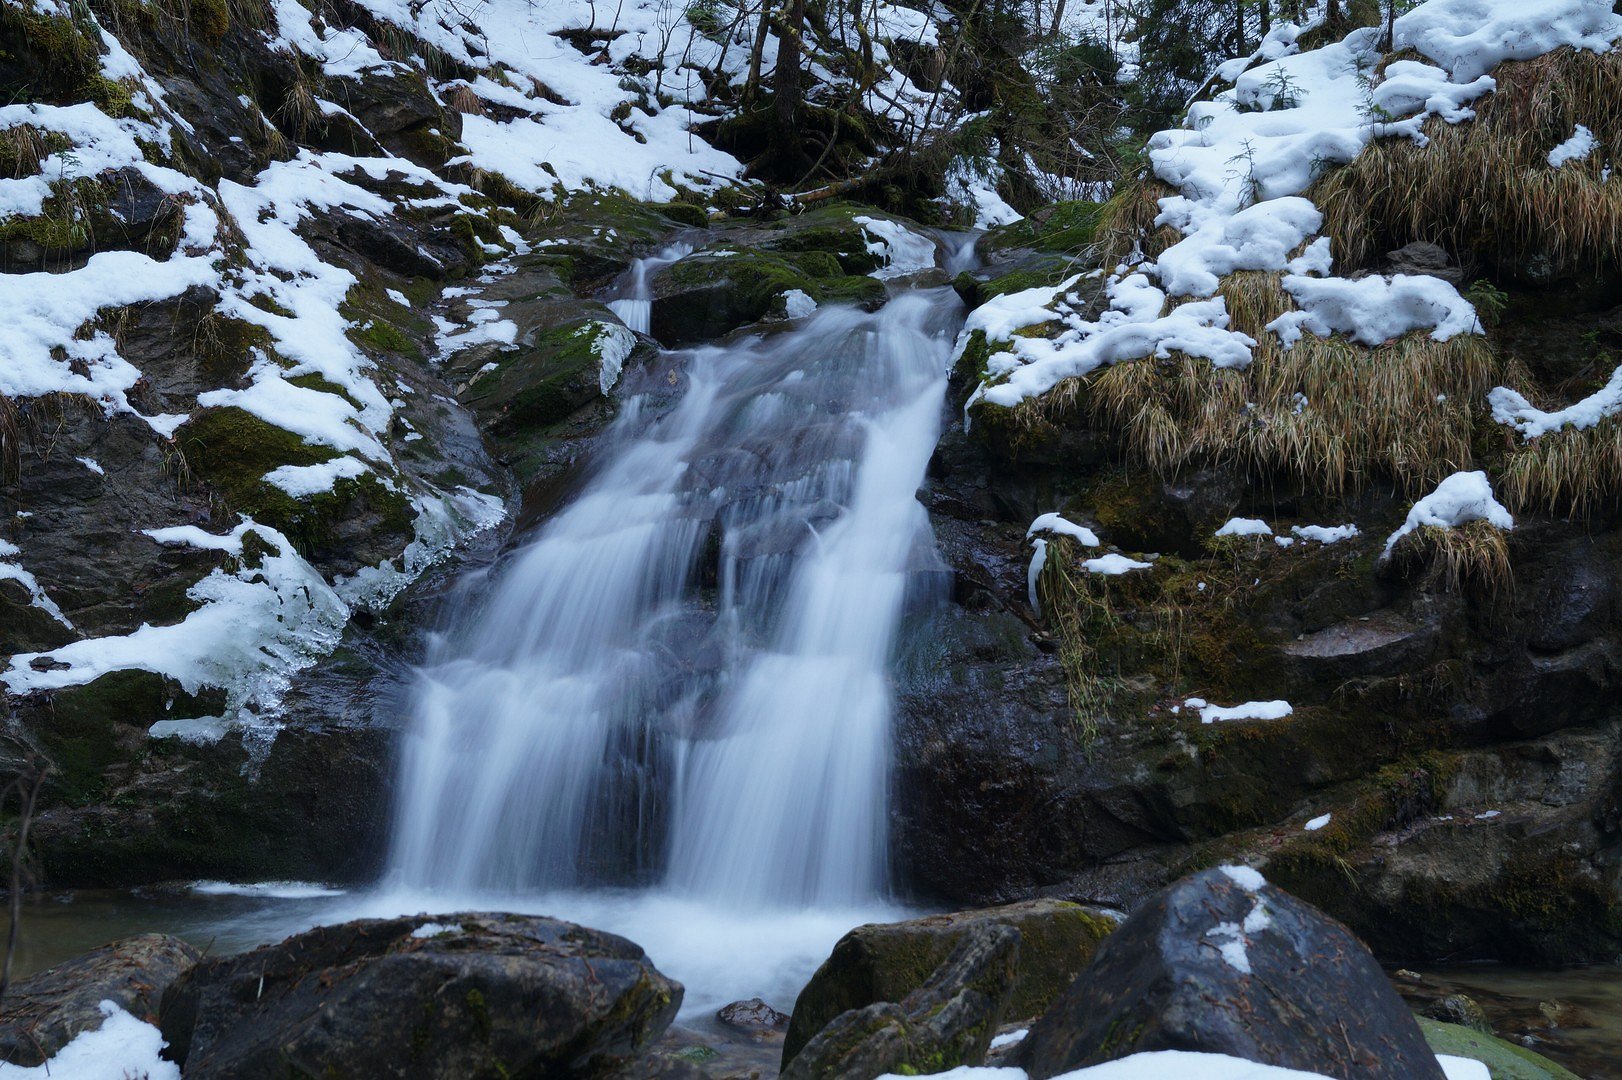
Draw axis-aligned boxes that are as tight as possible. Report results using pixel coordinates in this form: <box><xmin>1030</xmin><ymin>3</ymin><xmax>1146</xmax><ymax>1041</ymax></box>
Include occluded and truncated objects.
<box><xmin>1017</xmin><ymin>866</ymin><xmax>1446</xmax><ymax>1080</ymax></box>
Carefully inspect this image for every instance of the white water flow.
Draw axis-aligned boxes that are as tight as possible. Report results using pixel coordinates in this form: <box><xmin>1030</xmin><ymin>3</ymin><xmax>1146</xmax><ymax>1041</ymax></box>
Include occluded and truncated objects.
<box><xmin>388</xmin><ymin>284</ymin><xmax>961</xmax><ymax>929</ymax></box>
<box><xmin>606</xmin><ymin>242</ymin><xmax>693</xmax><ymax>335</ymax></box>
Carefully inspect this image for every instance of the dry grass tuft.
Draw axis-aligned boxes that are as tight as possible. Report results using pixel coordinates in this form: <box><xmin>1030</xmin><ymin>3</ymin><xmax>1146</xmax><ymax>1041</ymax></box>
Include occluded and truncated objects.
<box><xmin>1096</xmin><ymin>176</ymin><xmax>1178</xmax><ymax>266</ymax></box>
<box><xmin>1388</xmin><ymin>521</ymin><xmax>1513</xmax><ymax>595</ymax></box>
<box><xmin>445</xmin><ymin>83</ymin><xmax>484</xmax><ymax>116</ymax></box>
<box><xmin>1015</xmin><ymin>271</ymin><xmax>1498</xmax><ymax>494</ymax></box>
<box><xmin>1502</xmin><ymin>414</ymin><xmax>1622</xmax><ymax>514</ymax></box>
<box><xmin>1314</xmin><ymin>47</ymin><xmax>1622</xmax><ymax>276</ymax></box>
<box><xmin>1033</xmin><ymin>536</ymin><xmax>1121</xmax><ymax>745</ymax></box>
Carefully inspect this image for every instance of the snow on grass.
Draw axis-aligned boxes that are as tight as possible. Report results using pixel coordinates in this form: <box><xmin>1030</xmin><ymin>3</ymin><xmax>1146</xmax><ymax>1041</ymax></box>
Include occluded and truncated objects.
<box><xmin>1084</xmin><ymin>553</ymin><xmax>1153</xmax><ymax>575</ymax></box>
<box><xmin>1548</xmin><ymin>123</ymin><xmax>1597</xmax><ymax>167</ymax></box>
<box><xmin>1381</xmin><ymin>470</ymin><xmax>1513</xmax><ymax>559</ymax></box>
<box><xmin>1304</xmin><ymin>812</ymin><xmax>1332</xmax><ymax>831</ymax></box>
<box><xmin>1270</xmin><ymin>274</ymin><xmax>1481</xmax><ymax>348</ymax></box>
<box><xmin>1215</xmin><ymin>517</ymin><xmax>1272</xmax><ymax>538</ymax></box>
<box><xmin>957</xmin><ymin>0</ymin><xmax>1622</xmax><ymax>417</ymax></box>
<box><xmin>1027</xmin><ymin>513</ymin><xmax>1102</xmax><ymax>547</ymax></box>
<box><xmin>1291</xmin><ymin>523</ymin><xmax>1359</xmax><ymax>544</ymax></box>
<box><xmin>0</xmin><ymin>1001</ymin><xmax>179</xmax><ymax>1080</ymax></box>
<box><xmin>1489</xmin><ymin>367</ymin><xmax>1622</xmax><ymax>438</ymax></box>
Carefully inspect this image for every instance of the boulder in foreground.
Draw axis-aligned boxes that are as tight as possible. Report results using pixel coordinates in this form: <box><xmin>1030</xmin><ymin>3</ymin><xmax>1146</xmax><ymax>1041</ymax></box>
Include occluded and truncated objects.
<box><xmin>159</xmin><ymin>912</ymin><xmax>682</xmax><ymax>1079</ymax></box>
<box><xmin>782</xmin><ymin>898</ymin><xmax>1114</xmax><ymax>1067</ymax></box>
<box><xmin>781</xmin><ymin>923</ymin><xmax>1019</xmax><ymax>1079</ymax></box>
<box><xmin>0</xmin><ymin>933</ymin><xmax>199</xmax><ymax>1066</ymax></box>
<box><xmin>1018</xmin><ymin>867</ymin><xmax>1446</xmax><ymax>1080</ymax></box>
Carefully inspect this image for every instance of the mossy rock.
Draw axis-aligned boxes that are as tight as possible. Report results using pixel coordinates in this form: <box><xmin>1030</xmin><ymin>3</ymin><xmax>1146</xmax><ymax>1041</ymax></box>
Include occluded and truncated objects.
<box><xmin>175</xmin><ymin>406</ymin><xmax>411</xmax><ymax>566</ymax></box>
<box><xmin>983</xmin><ymin>200</ymin><xmax>1105</xmax><ymax>256</ymax></box>
<box><xmin>463</xmin><ymin>317</ymin><xmax>628</xmax><ymax>438</ymax></box>
<box><xmin>178</xmin><ymin>406</ymin><xmax>334</xmax><ymax>501</ymax></box>
<box><xmin>1417</xmin><ymin>1018</ymin><xmax>1580</xmax><ymax>1080</ymax></box>
<box><xmin>650</xmin><ymin>250</ymin><xmax>883</xmax><ymax>346</ymax></box>
<box><xmin>781</xmin><ymin>899</ymin><xmax>1116</xmax><ymax>1067</ymax></box>
<box><xmin>35</xmin><ymin>670</ymin><xmax>225</xmax><ymax>805</ymax></box>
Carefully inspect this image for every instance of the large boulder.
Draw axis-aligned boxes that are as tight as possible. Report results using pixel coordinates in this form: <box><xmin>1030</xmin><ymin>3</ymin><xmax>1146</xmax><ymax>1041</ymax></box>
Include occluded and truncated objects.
<box><xmin>159</xmin><ymin>912</ymin><xmax>682</xmax><ymax>1079</ymax></box>
<box><xmin>781</xmin><ymin>924</ymin><xmax>1019</xmax><ymax>1080</ymax></box>
<box><xmin>0</xmin><ymin>933</ymin><xmax>199</xmax><ymax>1066</ymax></box>
<box><xmin>1018</xmin><ymin>867</ymin><xmax>1446</xmax><ymax>1079</ymax></box>
<box><xmin>782</xmin><ymin>899</ymin><xmax>1114</xmax><ymax>1066</ymax></box>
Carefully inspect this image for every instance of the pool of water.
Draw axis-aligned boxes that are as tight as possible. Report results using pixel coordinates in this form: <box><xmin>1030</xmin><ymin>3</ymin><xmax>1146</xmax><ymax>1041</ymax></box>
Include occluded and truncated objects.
<box><xmin>10</xmin><ymin>884</ymin><xmax>909</xmax><ymax>1020</ymax></box>
<box><xmin>1402</xmin><ymin>964</ymin><xmax>1622</xmax><ymax>1077</ymax></box>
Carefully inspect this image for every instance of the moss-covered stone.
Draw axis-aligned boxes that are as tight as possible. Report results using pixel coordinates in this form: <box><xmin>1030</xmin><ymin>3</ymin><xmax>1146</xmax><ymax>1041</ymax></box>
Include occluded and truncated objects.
<box><xmin>651</xmin><ymin>248</ymin><xmax>885</xmax><ymax>345</ymax></box>
<box><xmin>1417</xmin><ymin>1019</ymin><xmax>1580</xmax><ymax>1080</ymax></box>
<box><xmin>782</xmin><ymin>900</ymin><xmax>1115</xmax><ymax>1065</ymax></box>
<box><xmin>36</xmin><ymin>670</ymin><xmax>225</xmax><ymax>805</ymax></box>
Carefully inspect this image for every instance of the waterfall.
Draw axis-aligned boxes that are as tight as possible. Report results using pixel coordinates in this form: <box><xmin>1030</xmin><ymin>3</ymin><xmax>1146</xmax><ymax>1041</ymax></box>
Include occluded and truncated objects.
<box><xmin>387</xmin><ymin>278</ymin><xmax>961</xmax><ymax>910</ymax></box>
<box><xmin>606</xmin><ymin>243</ymin><xmax>693</xmax><ymax>336</ymax></box>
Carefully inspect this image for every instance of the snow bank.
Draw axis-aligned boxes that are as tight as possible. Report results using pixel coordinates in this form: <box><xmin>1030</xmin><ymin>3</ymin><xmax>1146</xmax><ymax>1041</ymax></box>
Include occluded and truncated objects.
<box><xmin>0</xmin><ymin>1001</ymin><xmax>179</xmax><ymax>1080</ymax></box>
<box><xmin>958</xmin><ymin>0</ymin><xmax>1622</xmax><ymax>415</ymax></box>
<box><xmin>1381</xmin><ymin>470</ymin><xmax>1514</xmax><ymax>558</ymax></box>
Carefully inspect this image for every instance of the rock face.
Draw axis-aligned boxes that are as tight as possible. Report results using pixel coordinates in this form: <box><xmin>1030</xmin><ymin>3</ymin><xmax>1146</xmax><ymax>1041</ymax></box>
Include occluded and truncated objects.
<box><xmin>781</xmin><ymin>924</ymin><xmax>1019</xmax><ymax>1080</ymax></box>
<box><xmin>159</xmin><ymin>912</ymin><xmax>682</xmax><ymax>1079</ymax></box>
<box><xmin>782</xmin><ymin>898</ymin><xmax>1114</xmax><ymax>1066</ymax></box>
<box><xmin>897</xmin><ymin>377</ymin><xmax>1622</xmax><ymax>964</ymax></box>
<box><xmin>0</xmin><ymin>933</ymin><xmax>199</xmax><ymax>1066</ymax></box>
<box><xmin>1017</xmin><ymin>868</ymin><xmax>1445</xmax><ymax>1080</ymax></box>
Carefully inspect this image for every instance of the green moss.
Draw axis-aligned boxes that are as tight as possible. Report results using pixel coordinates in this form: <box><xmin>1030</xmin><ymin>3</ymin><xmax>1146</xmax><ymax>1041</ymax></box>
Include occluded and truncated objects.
<box><xmin>348</xmin><ymin>317</ymin><xmax>419</xmax><ymax>359</ymax></box>
<box><xmin>465</xmin><ymin>988</ymin><xmax>492</xmax><ymax>1040</ymax></box>
<box><xmin>286</xmin><ymin>372</ymin><xmax>363</xmax><ymax>411</ymax></box>
<box><xmin>40</xmin><ymin>671</ymin><xmax>225</xmax><ymax>804</ymax></box>
<box><xmin>177</xmin><ymin>406</ymin><xmax>335</xmax><ymax>508</ymax></box>
<box><xmin>650</xmin><ymin>200</ymin><xmax>710</xmax><ymax>228</ymax></box>
<box><xmin>1417</xmin><ymin>1019</ymin><xmax>1580</xmax><ymax>1080</ymax></box>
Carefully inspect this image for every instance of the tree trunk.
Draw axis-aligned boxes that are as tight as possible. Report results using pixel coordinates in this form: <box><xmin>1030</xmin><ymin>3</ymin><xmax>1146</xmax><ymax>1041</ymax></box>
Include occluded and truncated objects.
<box><xmin>743</xmin><ymin>2</ymin><xmax>772</xmax><ymax>107</ymax></box>
<box><xmin>774</xmin><ymin>0</ymin><xmax>806</xmax><ymax>132</ymax></box>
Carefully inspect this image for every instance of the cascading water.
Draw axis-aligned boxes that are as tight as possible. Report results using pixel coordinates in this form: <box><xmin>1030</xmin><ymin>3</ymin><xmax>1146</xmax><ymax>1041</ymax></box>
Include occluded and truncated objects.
<box><xmin>385</xmin><ymin>245</ymin><xmax>966</xmax><ymax>1008</ymax></box>
<box><xmin>606</xmin><ymin>243</ymin><xmax>693</xmax><ymax>335</ymax></box>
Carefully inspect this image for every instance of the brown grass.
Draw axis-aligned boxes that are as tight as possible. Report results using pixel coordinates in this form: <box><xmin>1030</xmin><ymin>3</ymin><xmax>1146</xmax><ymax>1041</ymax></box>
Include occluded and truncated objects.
<box><xmin>1388</xmin><ymin>521</ymin><xmax>1513</xmax><ymax>595</ymax></box>
<box><xmin>1314</xmin><ymin>47</ymin><xmax>1622</xmax><ymax>275</ymax></box>
<box><xmin>1502</xmin><ymin>414</ymin><xmax>1622</xmax><ymax>514</ymax></box>
<box><xmin>1095</xmin><ymin>176</ymin><xmax>1178</xmax><ymax>266</ymax></box>
<box><xmin>444</xmin><ymin>83</ymin><xmax>484</xmax><ymax>116</ymax></box>
<box><xmin>1013</xmin><ymin>270</ymin><xmax>1498</xmax><ymax>494</ymax></box>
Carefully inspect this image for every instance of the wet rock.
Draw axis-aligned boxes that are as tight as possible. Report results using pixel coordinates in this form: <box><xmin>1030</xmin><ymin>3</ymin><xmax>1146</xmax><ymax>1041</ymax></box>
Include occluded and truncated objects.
<box><xmin>0</xmin><ymin>933</ymin><xmax>199</xmax><ymax>1066</ymax></box>
<box><xmin>1425</xmin><ymin>994</ymin><xmax>1493</xmax><ymax>1034</ymax></box>
<box><xmin>1017</xmin><ymin>868</ymin><xmax>1446</xmax><ymax>1079</ymax></box>
<box><xmin>1382</xmin><ymin>241</ymin><xmax>1465</xmax><ymax>285</ymax></box>
<box><xmin>159</xmin><ymin>912</ymin><xmax>682</xmax><ymax>1079</ymax></box>
<box><xmin>717</xmin><ymin>998</ymin><xmax>790</xmax><ymax>1032</ymax></box>
<box><xmin>782</xmin><ymin>899</ymin><xmax>1114</xmax><ymax>1065</ymax></box>
<box><xmin>781</xmin><ymin>924</ymin><xmax>1019</xmax><ymax>1080</ymax></box>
